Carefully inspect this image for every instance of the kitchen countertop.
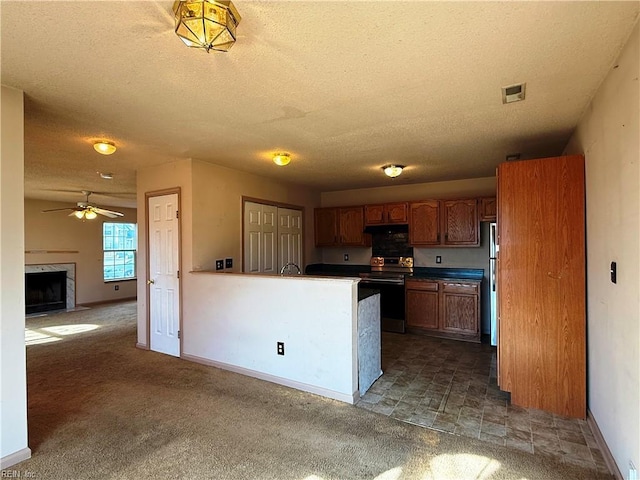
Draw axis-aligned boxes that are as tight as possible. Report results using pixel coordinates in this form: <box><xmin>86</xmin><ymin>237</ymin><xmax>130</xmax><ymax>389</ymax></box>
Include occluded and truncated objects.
<box><xmin>305</xmin><ymin>264</ymin><xmax>484</xmax><ymax>282</ymax></box>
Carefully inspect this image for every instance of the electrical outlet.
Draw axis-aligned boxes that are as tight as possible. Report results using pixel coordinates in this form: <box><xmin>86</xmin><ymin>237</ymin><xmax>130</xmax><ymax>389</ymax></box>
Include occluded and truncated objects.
<box><xmin>277</xmin><ymin>342</ymin><xmax>285</xmax><ymax>356</ymax></box>
<box><xmin>343</xmin><ymin>253</ymin><xmax>349</xmax><ymax>262</ymax></box>
<box><xmin>436</xmin><ymin>256</ymin><xmax>442</xmax><ymax>264</ymax></box>
<box><xmin>114</xmin><ymin>285</ymin><xmax>119</xmax><ymax>291</ymax></box>
<box><xmin>215</xmin><ymin>259</ymin><xmax>224</xmax><ymax>271</ymax></box>
<box><xmin>225</xmin><ymin>258</ymin><xmax>233</xmax><ymax>269</ymax></box>
<box><xmin>629</xmin><ymin>461</ymin><xmax>637</xmax><ymax>480</ymax></box>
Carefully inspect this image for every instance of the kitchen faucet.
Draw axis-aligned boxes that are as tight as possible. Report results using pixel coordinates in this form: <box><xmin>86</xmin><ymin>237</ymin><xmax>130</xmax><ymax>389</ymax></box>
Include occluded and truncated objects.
<box><xmin>280</xmin><ymin>262</ymin><xmax>302</xmax><ymax>275</ymax></box>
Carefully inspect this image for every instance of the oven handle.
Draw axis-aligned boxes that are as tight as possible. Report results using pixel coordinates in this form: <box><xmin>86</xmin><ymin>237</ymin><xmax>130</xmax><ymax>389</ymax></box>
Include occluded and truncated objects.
<box><xmin>359</xmin><ymin>279</ymin><xmax>405</xmax><ymax>286</ymax></box>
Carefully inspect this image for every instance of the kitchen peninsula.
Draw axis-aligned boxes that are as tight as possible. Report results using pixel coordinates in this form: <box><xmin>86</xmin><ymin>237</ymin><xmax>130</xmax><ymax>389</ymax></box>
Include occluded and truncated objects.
<box><xmin>182</xmin><ymin>271</ymin><xmax>381</xmax><ymax>404</ymax></box>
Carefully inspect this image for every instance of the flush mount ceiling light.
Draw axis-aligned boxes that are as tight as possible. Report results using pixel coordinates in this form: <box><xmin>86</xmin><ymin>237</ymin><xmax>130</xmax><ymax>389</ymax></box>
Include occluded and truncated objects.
<box><xmin>273</xmin><ymin>153</ymin><xmax>291</xmax><ymax>167</ymax></box>
<box><xmin>173</xmin><ymin>0</ymin><xmax>241</xmax><ymax>53</ymax></box>
<box><xmin>382</xmin><ymin>165</ymin><xmax>405</xmax><ymax>178</ymax></box>
<box><xmin>93</xmin><ymin>141</ymin><xmax>116</xmax><ymax>155</ymax></box>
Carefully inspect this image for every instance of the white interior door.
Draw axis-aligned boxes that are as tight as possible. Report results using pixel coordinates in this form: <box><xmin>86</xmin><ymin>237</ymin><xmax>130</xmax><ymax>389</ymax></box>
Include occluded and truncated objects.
<box><xmin>148</xmin><ymin>193</ymin><xmax>180</xmax><ymax>357</ymax></box>
<box><xmin>244</xmin><ymin>202</ymin><xmax>277</xmax><ymax>273</ymax></box>
<box><xmin>278</xmin><ymin>208</ymin><xmax>302</xmax><ymax>270</ymax></box>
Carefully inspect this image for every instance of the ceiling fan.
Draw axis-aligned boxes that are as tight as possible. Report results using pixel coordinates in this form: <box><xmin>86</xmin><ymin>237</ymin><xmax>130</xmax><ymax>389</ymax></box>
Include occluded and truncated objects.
<box><xmin>41</xmin><ymin>191</ymin><xmax>125</xmax><ymax>220</ymax></box>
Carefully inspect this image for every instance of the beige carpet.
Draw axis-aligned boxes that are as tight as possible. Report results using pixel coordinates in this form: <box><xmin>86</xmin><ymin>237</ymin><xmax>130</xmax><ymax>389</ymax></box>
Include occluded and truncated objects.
<box><xmin>15</xmin><ymin>301</ymin><xmax>611</xmax><ymax>479</ymax></box>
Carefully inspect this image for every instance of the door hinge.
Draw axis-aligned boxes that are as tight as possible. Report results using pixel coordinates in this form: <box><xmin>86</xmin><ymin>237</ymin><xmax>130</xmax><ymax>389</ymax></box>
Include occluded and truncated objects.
<box><xmin>177</xmin><ymin>270</ymin><xmax>180</xmax><ymax>278</ymax></box>
<box><xmin>176</xmin><ymin>210</ymin><xmax>179</xmax><ymax>219</ymax></box>
<box><xmin>178</xmin><ymin>330</ymin><xmax>181</xmax><ymax>339</ymax></box>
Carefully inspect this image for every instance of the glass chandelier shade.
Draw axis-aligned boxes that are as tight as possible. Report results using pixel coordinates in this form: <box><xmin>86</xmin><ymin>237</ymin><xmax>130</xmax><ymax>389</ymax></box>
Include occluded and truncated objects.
<box><xmin>173</xmin><ymin>0</ymin><xmax>241</xmax><ymax>53</ymax></box>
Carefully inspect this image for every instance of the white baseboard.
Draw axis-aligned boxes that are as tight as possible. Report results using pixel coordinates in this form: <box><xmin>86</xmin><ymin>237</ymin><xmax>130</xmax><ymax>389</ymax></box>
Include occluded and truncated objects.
<box><xmin>135</xmin><ymin>342</ymin><xmax>149</xmax><ymax>350</ymax></box>
<box><xmin>181</xmin><ymin>353</ymin><xmax>359</xmax><ymax>405</ymax></box>
<box><xmin>587</xmin><ymin>410</ymin><xmax>622</xmax><ymax>480</ymax></box>
<box><xmin>1</xmin><ymin>447</ymin><xmax>31</xmax><ymax>470</ymax></box>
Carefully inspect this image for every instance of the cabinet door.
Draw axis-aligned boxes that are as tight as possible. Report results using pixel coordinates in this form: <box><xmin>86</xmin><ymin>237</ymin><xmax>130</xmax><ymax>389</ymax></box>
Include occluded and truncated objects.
<box><xmin>314</xmin><ymin>208</ymin><xmax>338</xmax><ymax>247</ymax></box>
<box><xmin>339</xmin><ymin>207</ymin><xmax>366</xmax><ymax>246</ymax></box>
<box><xmin>364</xmin><ymin>205</ymin><xmax>385</xmax><ymax>225</ymax></box>
<box><xmin>406</xmin><ymin>282</ymin><xmax>439</xmax><ymax>330</ymax></box>
<box><xmin>480</xmin><ymin>197</ymin><xmax>497</xmax><ymax>221</ymax></box>
<box><xmin>386</xmin><ymin>202</ymin><xmax>408</xmax><ymax>224</ymax></box>
<box><xmin>443</xmin><ymin>199</ymin><xmax>479</xmax><ymax>246</ymax></box>
<box><xmin>440</xmin><ymin>282</ymin><xmax>479</xmax><ymax>336</ymax></box>
<box><xmin>409</xmin><ymin>201</ymin><xmax>440</xmax><ymax>245</ymax></box>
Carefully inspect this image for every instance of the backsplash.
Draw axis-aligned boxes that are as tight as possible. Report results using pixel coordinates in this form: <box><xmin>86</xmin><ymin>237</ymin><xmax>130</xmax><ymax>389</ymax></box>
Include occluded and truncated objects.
<box><xmin>371</xmin><ymin>231</ymin><xmax>413</xmax><ymax>257</ymax></box>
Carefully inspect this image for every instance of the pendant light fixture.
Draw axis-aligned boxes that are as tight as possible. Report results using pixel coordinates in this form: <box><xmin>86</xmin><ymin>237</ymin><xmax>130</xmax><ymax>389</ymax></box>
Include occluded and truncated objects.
<box><xmin>173</xmin><ymin>0</ymin><xmax>241</xmax><ymax>53</ymax></box>
<box><xmin>382</xmin><ymin>165</ymin><xmax>405</xmax><ymax>178</ymax></box>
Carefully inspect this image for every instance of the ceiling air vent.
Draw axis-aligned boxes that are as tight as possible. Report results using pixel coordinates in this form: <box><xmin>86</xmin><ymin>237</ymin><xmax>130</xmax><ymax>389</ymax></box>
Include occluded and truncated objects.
<box><xmin>502</xmin><ymin>83</ymin><xmax>526</xmax><ymax>104</ymax></box>
<box><xmin>506</xmin><ymin>153</ymin><xmax>521</xmax><ymax>161</ymax></box>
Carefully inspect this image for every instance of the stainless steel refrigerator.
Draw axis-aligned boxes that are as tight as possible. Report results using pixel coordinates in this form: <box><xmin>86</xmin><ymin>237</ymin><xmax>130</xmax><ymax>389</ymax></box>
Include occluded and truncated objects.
<box><xmin>490</xmin><ymin>222</ymin><xmax>498</xmax><ymax>346</ymax></box>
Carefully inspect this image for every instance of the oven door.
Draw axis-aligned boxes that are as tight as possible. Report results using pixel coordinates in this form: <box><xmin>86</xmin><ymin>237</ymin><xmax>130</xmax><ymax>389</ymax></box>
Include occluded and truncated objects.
<box><xmin>358</xmin><ymin>278</ymin><xmax>405</xmax><ymax>333</ymax></box>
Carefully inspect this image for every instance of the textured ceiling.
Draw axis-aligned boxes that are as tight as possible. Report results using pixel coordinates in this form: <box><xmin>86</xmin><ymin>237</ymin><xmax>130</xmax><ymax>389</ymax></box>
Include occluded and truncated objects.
<box><xmin>2</xmin><ymin>1</ymin><xmax>639</xmax><ymax>208</ymax></box>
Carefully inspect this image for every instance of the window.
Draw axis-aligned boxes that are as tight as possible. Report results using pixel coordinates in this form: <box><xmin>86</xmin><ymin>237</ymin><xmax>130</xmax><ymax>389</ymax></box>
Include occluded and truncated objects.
<box><xmin>103</xmin><ymin>223</ymin><xmax>137</xmax><ymax>281</ymax></box>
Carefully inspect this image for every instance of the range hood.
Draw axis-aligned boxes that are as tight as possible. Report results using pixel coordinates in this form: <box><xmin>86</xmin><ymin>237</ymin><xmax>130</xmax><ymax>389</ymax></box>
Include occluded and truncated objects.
<box><xmin>364</xmin><ymin>224</ymin><xmax>409</xmax><ymax>234</ymax></box>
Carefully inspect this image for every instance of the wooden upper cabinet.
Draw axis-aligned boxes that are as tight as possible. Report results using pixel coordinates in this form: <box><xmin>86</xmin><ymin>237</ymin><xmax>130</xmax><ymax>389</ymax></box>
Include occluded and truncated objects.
<box><xmin>442</xmin><ymin>199</ymin><xmax>479</xmax><ymax>246</ymax></box>
<box><xmin>314</xmin><ymin>206</ymin><xmax>368</xmax><ymax>247</ymax></box>
<box><xmin>409</xmin><ymin>201</ymin><xmax>440</xmax><ymax>245</ymax></box>
<box><xmin>364</xmin><ymin>202</ymin><xmax>408</xmax><ymax>225</ymax></box>
<box><xmin>480</xmin><ymin>197</ymin><xmax>497</xmax><ymax>221</ymax></box>
<box><xmin>314</xmin><ymin>208</ymin><xmax>338</xmax><ymax>246</ymax></box>
<box><xmin>339</xmin><ymin>206</ymin><xmax>366</xmax><ymax>246</ymax></box>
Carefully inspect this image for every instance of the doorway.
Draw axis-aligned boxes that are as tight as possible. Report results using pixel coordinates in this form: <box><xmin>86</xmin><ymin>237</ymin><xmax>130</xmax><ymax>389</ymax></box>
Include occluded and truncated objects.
<box><xmin>146</xmin><ymin>190</ymin><xmax>181</xmax><ymax>357</ymax></box>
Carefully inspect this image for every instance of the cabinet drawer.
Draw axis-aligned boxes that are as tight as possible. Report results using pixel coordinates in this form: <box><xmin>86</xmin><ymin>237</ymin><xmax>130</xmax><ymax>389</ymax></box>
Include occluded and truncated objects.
<box><xmin>405</xmin><ymin>280</ymin><xmax>439</xmax><ymax>291</ymax></box>
<box><xmin>442</xmin><ymin>282</ymin><xmax>478</xmax><ymax>294</ymax></box>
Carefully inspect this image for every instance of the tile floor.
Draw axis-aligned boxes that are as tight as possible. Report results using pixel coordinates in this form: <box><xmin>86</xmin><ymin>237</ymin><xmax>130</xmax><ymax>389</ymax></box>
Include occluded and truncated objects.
<box><xmin>356</xmin><ymin>332</ymin><xmax>610</xmax><ymax>475</ymax></box>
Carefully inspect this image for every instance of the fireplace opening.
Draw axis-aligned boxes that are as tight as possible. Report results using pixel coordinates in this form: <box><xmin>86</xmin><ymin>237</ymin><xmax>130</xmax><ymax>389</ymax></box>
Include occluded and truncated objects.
<box><xmin>25</xmin><ymin>271</ymin><xmax>68</xmax><ymax>314</ymax></box>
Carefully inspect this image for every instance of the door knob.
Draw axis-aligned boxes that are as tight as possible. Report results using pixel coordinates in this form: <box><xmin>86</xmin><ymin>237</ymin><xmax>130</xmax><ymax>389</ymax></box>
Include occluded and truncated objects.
<box><xmin>147</xmin><ymin>279</ymin><xmax>155</xmax><ymax>285</ymax></box>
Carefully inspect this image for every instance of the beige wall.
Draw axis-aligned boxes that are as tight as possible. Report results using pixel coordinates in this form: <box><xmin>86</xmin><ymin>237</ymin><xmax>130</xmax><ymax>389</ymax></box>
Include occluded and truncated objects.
<box><xmin>1</xmin><ymin>86</ymin><xmax>30</xmax><ymax>467</ymax></box>
<box><xmin>136</xmin><ymin>158</ymin><xmax>322</xmax><ymax>347</ymax></box>
<box><xmin>191</xmin><ymin>160</ymin><xmax>321</xmax><ymax>271</ymax></box>
<box><xmin>564</xmin><ymin>22</ymin><xmax>639</xmax><ymax>476</ymax></box>
<box><xmin>320</xmin><ymin>176</ymin><xmax>496</xmax><ymax>207</ymax></box>
<box><xmin>25</xmin><ymin>199</ymin><xmax>138</xmax><ymax>305</ymax></box>
<box><xmin>136</xmin><ymin>158</ymin><xmax>193</xmax><ymax>347</ymax></box>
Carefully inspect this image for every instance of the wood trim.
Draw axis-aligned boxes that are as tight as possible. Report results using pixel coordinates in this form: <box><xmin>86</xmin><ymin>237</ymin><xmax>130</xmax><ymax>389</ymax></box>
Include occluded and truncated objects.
<box><xmin>587</xmin><ymin>410</ymin><xmax>622</xmax><ymax>479</ymax></box>
<box><xmin>25</xmin><ymin>250</ymin><xmax>79</xmax><ymax>254</ymax></box>
<box><xmin>144</xmin><ymin>187</ymin><xmax>182</xmax><ymax>356</ymax></box>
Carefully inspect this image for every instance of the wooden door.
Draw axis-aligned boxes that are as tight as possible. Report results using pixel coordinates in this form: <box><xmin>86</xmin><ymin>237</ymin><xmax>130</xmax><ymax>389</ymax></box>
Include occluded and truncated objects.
<box><xmin>148</xmin><ymin>193</ymin><xmax>180</xmax><ymax>358</ymax></box>
<box><xmin>386</xmin><ymin>203</ymin><xmax>408</xmax><ymax>223</ymax></box>
<box><xmin>314</xmin><ymin>208</ymin><xmax>338</xmax><ymax>246</ymax></box>
<box><xmin>480</xmin><ymin>197</ymin><xmax>497</xmax><ymax>221</ymax></box>
<box><xmin>364</xmin><ymin>205</ymin><xmax>385</xmax><ymax>225</ymax></box>
<box><xmin>442</xmin><ymin>199</ymin><xmax>479</xmax><ymax>245</ymax></box>
<box><xmin>405</xmin><ymin>281</ymin><xmax>439</xmax><ymax>330</ymax></box>
<box><xmin>440</xmin><ymin>282</ymin><xmax>479</xmax><ymax>337</ymax></box>
<box><xmin>278</xmin><ymin>207</ymin><xmax>302</xmax><ymax>271</ymax></box>
<box><xmin>339</xmin><ymin>207</ymin><xmax>365</xmax><ymax>246</ymax></box>
<box><xmin>409</xmin><ymin>201</ymin><xmax>440</xmax><ymax>245</ymax></box>
<box><xmin>497</xmin><ymin>155</ymin><xmax>586</xmax><ymax>418</ymax></box>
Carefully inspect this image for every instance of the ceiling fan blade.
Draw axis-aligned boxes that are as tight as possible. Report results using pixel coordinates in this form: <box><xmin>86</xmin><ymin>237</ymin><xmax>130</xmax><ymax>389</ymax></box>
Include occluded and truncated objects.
<box><xmin>42</xmin><ymin>207</ymin><xmax>77</xmax><ymax>213</ymax></box>
<box><xmin>93</xmin><ymin>207</ymin><xmax>124</xmax><ymax>218</ymax></box>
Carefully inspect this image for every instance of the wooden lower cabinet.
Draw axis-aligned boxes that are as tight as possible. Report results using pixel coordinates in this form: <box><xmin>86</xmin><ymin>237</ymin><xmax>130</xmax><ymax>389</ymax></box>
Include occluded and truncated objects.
<box><xmin>406</xmin><ymin>278</ymin><xmax>480</xmax><ymax>342</ymax></box>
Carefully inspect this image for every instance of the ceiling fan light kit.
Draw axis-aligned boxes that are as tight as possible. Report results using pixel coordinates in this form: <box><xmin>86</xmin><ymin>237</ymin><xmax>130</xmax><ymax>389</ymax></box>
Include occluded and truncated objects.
<box><xmin>41</xmin><ymin>191</ymin><xmax>124</xmax><ymax>220</ymax></box>
<box><xmin>173</xmin><ymin>0</ymin><xmax>241</xmax><ymax>53</ymax></box>
<box><xmin>93</xmin><ymin>141</ymin><xmax>116</xmax><ymax>155</ymax></box>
